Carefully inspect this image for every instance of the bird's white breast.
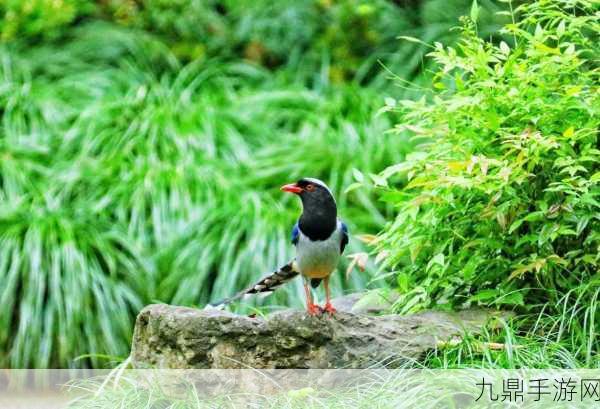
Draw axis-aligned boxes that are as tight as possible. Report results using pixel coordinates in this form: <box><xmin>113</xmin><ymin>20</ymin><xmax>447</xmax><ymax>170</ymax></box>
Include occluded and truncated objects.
<box><xmin>295</xmin><ymin>221</ymin><xmax>342</xmax><ymax>279</ymax></box>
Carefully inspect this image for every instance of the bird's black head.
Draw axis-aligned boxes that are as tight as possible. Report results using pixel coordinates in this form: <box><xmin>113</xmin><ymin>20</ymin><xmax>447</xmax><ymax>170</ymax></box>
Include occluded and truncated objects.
<box><xmin>281</xmin><ymin>178</ymin><xmax>337</xmax><ymax>241</ymax></box>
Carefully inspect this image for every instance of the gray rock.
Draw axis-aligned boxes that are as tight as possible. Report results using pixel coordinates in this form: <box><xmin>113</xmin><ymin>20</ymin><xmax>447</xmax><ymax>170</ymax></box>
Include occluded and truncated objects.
<box><xmin>331</xmin><ymin>290</ymin><xmax>400</xmax><ymax>314</ymax></box>
<box><xmin>131</xmin><ymin>304</ymin><xmax>504</xmax><ymax>369</ymax></box>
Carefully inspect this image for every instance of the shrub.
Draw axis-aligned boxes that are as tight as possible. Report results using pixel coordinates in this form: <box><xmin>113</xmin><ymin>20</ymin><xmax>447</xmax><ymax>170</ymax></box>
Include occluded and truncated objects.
<box><xmin>62</xmin><ymin>0</ymin><xmax>505</xmax><ymax>83</ymax></box>
<box><xmin>373</xmin><ymin>0</ymin><xmax>599</xmax><ymax>362</ymax></box>
<box><xmin>99</xmin><ymin>0</ymin><xmax>413</xmax><ymax>77</ymax></box>
<box><xmin>0</xmin><ymin>0</ymin><xmax>93</xmax><ymax>42</ymax></box>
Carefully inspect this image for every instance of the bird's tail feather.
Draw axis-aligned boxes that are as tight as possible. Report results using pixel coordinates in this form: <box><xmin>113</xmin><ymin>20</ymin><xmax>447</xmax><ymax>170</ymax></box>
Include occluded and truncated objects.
<box><xmin>207</xmin><ymin>260</ymin><xmax>299</xmax><ymax>309</ymax></box>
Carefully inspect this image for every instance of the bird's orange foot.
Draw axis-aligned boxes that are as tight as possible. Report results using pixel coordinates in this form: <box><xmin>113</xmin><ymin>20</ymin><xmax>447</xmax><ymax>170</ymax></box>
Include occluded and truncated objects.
<box><xmin>323</xmin><ymin>302</ymin><xmax>337</xmax><ymax>315</ymax></box>
<box><xmin>306</xmin><ymin>303</ymin><xmax>321</xmax><ymax>316</ymax></box>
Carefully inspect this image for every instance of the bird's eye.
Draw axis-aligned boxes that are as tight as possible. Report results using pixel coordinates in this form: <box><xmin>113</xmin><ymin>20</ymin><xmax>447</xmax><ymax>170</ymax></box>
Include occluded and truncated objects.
<box><xmin>306</xmin><ymin>184</ymin><xmax>315</xmax><ymax>192</ymax></box>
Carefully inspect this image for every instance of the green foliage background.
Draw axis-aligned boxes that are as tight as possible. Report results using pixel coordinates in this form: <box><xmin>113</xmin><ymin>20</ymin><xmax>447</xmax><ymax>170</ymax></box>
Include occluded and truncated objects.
<box><xmin>0</xmin><ymin>0</ymin><xmax>508</xmax><ymax>368</ymax></box>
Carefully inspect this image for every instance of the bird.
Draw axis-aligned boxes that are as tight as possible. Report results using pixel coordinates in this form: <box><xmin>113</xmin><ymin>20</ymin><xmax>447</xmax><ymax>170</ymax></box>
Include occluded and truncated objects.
<box><xmin>208</xmin><ymin>178</ymin><xmax>348</xmax><ymax>315</ymax></box>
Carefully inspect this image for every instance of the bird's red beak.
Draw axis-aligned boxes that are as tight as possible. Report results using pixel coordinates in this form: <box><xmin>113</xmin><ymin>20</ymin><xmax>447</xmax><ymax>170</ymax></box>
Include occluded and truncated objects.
<box><xmin>281</xmin><ymin>183</ymin><xmax>303</xmax><ymax>194</ymax></box>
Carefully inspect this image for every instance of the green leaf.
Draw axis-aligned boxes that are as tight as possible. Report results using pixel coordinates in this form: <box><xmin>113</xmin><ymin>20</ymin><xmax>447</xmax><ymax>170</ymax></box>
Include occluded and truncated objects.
<box><xmin>508</xmin><ymin>219</ymin><xmax>524</xmax><ymax>234</ymax></box>
<box><xmin>369</xmin><ymin>173</ymin><xmax>389</xmax><ymax>187</ymax></box>
<box><xmin>426</xmin><ymin>253</ymin><xmax>445</xmax><ymax>272</ymax></box>
<box><xmin>396</xmin><ymin>273</ymin><xmax>411</xmax><ymax>293</ymax></box>
<box><xmin>498</xmin><ymin>291</ymin><xmax>524</xmax><ymax>306</ymax></box>
<box><xmin>344</xmin><ymin>182</ymin><xmax>362</xmax><ymax>194</ymax></box>
<box><xmin>352</xmin><ymin>168</ymin><xmax>365</xmax><ymax>183</ymax></box>
<box><xmin>470</xmin><ymin>0</ymin><xmax>480</xmax><ymax>23</ymax></box>
<box><xmin>469</xmin><ymin>289</ymin><xmax>500</xmax><ymax>302</ymax></box>
<box><xmin>397</xmin><ymin>36</ymin><xmax>431</xmax><ymax>48</ymax></box>
<box><xmin>557</xmin><ymin>19</ymin><xmax>566</xmax><ymax>37</ymax></box>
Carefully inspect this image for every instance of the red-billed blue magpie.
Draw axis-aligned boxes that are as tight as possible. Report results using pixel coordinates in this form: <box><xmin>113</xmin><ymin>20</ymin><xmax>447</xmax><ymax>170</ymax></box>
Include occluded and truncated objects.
<box><xmin>209</xmin><ymin>178</ymin><xmax>348</xmax><ymax>315</ymax></box>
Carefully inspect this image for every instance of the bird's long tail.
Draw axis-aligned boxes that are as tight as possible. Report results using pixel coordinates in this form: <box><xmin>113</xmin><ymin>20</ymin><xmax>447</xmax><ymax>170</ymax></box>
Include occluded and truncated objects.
<box><xmin>207</xmin><ymin>260</ymin><xmax>299</xmax><ymax>309</ymax></box>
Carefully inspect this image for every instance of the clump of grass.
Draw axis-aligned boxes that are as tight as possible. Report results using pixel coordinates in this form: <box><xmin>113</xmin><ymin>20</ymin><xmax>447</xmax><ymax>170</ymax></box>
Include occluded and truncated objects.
<box><xmin>371</xmin><ymin>0</ymin><xmax>599</xmax><ymax>367</ymax></box>
<box><xmin>0</xmin><ymin>21</ymin><xmax>411</xmax><ymax>367</ymax></box>
<box><xmin>64</xmin><ymin>368</ymin><xmax>477</xmax><ymax>409</ymax></box>
<box><xmin>425</xmin><ymin>305</ymin><xmax>600</xmax><ymax>369</ymax></box>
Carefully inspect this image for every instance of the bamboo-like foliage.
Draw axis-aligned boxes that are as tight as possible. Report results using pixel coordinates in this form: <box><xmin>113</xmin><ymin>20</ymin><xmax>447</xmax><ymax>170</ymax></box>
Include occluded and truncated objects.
<box><xmin>374</xmin><ymin>0</ymin><xmax>600</xmax><ymax>366</ymax></box>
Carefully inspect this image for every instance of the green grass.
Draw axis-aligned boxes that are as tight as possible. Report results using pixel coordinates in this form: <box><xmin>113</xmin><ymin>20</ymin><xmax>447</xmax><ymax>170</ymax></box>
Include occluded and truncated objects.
<box><xmin>425</xmin><ymin>306</ymin><xmax>600</xmax><ymax>369</ymax></box>
<box><xmin>64</xmin><ymin>370</ymin><xmax>455</xmax><ymax>409</ymax></box>
<box><xmin>0</xmin><ymin>20</ymin><xmax>414</xmax><ymax>368</ymax></box>
<box><xmin>63</xmin><ymin>365</ymin><xmax>600</xmax><ymax>408</ymax></box>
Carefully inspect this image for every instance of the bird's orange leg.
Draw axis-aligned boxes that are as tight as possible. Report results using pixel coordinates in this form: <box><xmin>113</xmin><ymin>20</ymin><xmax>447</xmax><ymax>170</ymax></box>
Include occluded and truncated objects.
<box><xmin>323</xmin><ymin>276</ymin><xmax>336</xmax><ymax>314</ymax></box>
<box><xmin>304</xmin><ymin>282</ymin><xmax>320</xmax><ymax>316</ymax></box>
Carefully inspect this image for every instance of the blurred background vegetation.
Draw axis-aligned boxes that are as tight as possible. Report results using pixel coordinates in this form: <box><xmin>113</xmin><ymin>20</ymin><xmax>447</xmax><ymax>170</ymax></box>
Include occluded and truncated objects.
<box><xmin>0</xmin><ymin>0</ymin><xmax>513</xmax><ymax>368</ymax></box>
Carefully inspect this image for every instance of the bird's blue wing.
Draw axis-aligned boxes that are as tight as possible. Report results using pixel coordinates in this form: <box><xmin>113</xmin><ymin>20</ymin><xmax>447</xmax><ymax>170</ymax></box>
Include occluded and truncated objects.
<box><xmin>291</xmin><ymin>222</ymin><xmax>299</xmax><ymax>246</ymax></box>
<box><xmin>340</xmin><ymin>221</ymin><xmax>349</xmax><ymax>253</ymax></box>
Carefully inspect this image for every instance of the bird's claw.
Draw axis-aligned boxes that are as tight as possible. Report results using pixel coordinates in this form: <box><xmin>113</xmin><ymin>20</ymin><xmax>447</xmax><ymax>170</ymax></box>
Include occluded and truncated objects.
<box><xmin>306</xmin><ymin>303</ymin><xmax>336</xmax><ymax>316</ymax></box>
<box><xmin>323</xmin><ymin>302</ymin><xmax>337</xmax><ymax>315</ymax></box>
<box><xmin>306</xmin><ymin>303</ymin><xmax>321</xmax><ymax>316</ymax></box>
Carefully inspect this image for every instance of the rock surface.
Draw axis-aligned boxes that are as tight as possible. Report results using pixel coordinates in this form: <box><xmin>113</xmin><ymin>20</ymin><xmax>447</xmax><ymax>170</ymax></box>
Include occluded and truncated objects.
<box><xmin>330</xmin><ymin>290</ymin><xmax>400</xmax><ymax>314</ymax></box>
<box><xmin>131</xmin><ymin>303</ymin><xmax>503</xmax><ymax>369</ymax></box>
